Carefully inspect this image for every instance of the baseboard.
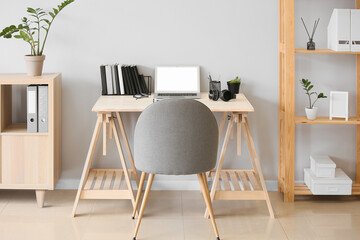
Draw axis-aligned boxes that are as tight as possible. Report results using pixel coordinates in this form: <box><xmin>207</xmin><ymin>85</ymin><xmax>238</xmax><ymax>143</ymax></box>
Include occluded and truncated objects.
<box><xmin>56</xmin><ymin>178</ymin><xmax>279</xmax><ymax>191</ymax></box>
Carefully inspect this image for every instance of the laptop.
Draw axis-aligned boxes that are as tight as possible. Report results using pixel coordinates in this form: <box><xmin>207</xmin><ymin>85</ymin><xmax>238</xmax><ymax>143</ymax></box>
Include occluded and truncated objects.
<box><xmin>154</xmin><ymin>66</ymin><xmax>200</xmax><ymax>99</ymax></box>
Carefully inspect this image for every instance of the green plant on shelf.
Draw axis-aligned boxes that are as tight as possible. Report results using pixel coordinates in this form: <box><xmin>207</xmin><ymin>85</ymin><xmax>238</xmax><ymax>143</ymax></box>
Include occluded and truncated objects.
<box><xmin>0</xmin><ymin>0</ymin><xmax>74</xmax><ymax>56</ymax></box>
<box><xmin>300</xmin><ymin>78</ymin><xmax>327</xmax><ymax>109</ymax></box>
<box><xmin>229</xmin><ymin>76</ymin><xmax>241</xmax><ymax>83</ymax></box>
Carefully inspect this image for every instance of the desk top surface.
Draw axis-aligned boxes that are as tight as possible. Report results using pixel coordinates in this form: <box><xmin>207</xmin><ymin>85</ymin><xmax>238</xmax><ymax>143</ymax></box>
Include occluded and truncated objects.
<box><xmin>92</xmin><ymin>92</ymin><xmax>254</xmax><ymax>113</ymax></box>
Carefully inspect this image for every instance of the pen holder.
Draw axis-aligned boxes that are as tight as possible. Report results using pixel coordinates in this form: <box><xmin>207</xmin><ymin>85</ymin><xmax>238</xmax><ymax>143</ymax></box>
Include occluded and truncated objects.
<box><xmin>209</xmin><ymin>81</ymin><xmax>221</xmax><ymax>101</ymax></box>
<box><xmin>209</xmin><ymin>81</ymin><xmax>221</xmax><ymax>92</ymax></box>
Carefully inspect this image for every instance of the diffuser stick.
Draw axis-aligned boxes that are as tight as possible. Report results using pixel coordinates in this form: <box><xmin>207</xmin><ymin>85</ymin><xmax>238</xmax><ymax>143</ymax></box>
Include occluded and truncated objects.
<box><xmin>301</xmin><ymin>17</ymin><xmax>311</xmax><ymax>39</ymax></box>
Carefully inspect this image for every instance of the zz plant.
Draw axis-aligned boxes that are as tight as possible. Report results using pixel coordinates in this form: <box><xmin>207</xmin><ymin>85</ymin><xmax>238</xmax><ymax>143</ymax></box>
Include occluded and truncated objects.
<box><xmin>0</xmin><ymin>0</ymin><xmax>74</xmax><ymax>56</ymax></box>
<box><xmin>300</xmin><ymin>78</ymin><xmax>327</xmax><ymax>109</ymax></box>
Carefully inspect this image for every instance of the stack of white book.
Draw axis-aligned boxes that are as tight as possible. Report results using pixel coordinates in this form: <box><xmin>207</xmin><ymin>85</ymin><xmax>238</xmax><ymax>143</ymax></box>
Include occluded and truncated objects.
<box><xmin>304</xmin><ymin>156</ymin><xmax>352</xmax><ymax>195</ymax></box>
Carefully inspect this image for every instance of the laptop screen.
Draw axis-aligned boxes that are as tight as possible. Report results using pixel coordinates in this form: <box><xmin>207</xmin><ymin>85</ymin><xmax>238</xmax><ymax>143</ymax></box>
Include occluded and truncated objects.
<box><xmin>155</xmin><ymin>66</ymin><xmax>200</xmax><ymax>93</ymax></box>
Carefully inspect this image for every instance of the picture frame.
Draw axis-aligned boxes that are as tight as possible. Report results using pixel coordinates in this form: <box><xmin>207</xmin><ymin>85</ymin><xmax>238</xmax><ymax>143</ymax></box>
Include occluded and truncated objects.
<box><xmin>329</xmin><ymin>91</ymin><xmax>349</xmax><ymax>121</ymax></box>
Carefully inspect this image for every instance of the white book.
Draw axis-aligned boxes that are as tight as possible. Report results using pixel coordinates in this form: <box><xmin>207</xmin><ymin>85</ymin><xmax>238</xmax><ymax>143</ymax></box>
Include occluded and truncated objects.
<box><xmin>118</xmin><ymin>64</ymin><xmax>125</xmax><ymax>94</ymax></box>
<box><xmin>105</xmin><ymin>65</ymin><xmax>113</xmax><ymax>94</ymax></box>
<box><xmin>351</xmin><ymin>9</ymin><xmax>360</xmax><ymax>52</ymax></box>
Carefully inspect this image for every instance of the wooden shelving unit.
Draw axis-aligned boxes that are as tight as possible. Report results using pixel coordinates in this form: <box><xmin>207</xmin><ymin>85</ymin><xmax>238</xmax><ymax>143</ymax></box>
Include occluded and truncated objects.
<box><xmin>279</xmin><ymin>0</ymin><xmax>360</xmax><ymax>202</ymax></box>
<box><xmin>0</xmin><ymin>73</ymin><xmax>62</xmax><ymax>207</ymax></box>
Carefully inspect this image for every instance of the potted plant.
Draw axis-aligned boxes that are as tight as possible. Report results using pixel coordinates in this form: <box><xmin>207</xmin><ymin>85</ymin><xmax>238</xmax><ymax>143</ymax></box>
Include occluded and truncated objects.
<box><xmin>300</xmin><ymin>78</ymin><xmax>327</xmax><ymax>120</ymax></box>
<box><xmin>227</xmin><ymin>76</ymin><xmax>241</xmax><ymax>99</ymax></box>
<box><xmin>0</xmin><ymin>0</ymin><xmax>74</xmax><ymax>76</ymax></box>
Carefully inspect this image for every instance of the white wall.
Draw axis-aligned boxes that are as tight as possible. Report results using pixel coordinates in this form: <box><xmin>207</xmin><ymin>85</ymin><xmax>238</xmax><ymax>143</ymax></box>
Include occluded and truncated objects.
<box><xmin>0</xmin><ymin>0</ymin><xmax>356</xmax><ymax>189</ymax></box>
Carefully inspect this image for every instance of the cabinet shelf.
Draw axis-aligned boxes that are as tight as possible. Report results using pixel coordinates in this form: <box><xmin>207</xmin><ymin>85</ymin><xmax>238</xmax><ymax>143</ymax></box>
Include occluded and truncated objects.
<box><xmin>295</xmin><ymin>116</ymin><xmax>360</xmax><ymax>125</ymax></box>
<box><xmin>1</xmin><ymin>123</ymin><xmax>48</xmax><ymax>136</ymax></box>
<box><xmin>295</xmin><ymin>49</ymin><xmax>360</xmax><ymax>54</ymax></box>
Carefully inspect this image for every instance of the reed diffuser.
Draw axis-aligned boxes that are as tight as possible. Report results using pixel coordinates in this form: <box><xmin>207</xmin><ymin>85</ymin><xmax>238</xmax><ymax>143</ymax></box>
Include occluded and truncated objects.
<box><xmin>301</xmin><ymin>17</ymin><xmax>320</xmax><ymax>50</ymax></box>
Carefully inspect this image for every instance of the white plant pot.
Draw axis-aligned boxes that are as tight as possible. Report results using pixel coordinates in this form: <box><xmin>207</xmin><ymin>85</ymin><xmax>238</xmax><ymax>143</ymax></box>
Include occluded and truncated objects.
<box><xmin>24</xmin><ymin>55</ymin><xmax>45</xmax><ymax>76</ymax></box>
<box><xmin>305</xmin><ymin>107</ymin><xmax>318</xmax><ymax>120</ymax></box>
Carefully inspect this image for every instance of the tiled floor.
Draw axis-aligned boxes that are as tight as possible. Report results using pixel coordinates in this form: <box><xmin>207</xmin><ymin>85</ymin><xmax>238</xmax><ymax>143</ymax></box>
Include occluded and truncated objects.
<box><xmin>0</xmin><ymin>190</ymin><xmax>360</xmax><ymax>240</ymax></box>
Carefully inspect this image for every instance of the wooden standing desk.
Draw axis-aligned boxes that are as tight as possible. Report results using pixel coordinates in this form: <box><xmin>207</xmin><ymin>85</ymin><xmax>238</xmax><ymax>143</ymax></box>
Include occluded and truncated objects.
<box><xmin>72</xmin><ymin>93</ymin><xmax>274</xmax><ymax>218</ymax></box>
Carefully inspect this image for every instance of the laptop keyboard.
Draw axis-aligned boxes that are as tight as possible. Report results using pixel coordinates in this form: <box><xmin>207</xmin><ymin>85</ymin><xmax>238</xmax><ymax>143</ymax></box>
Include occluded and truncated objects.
<box><xmin>158</xmin><ymin>93</ymin><xmax>197</xmax><ymax>97</ymax></box>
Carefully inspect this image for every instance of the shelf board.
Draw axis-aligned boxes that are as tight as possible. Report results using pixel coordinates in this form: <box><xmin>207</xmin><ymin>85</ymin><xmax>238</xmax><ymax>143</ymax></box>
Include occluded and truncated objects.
<box><xmin>295</xmin><ymin>49</ymin><xmax>360</xmax><ymax>54</ymax></box>
<box><xmin>295</xmin><ymin>184</ymin><xmax>360</xmax><ymax>195</ymax></box>
<box><xmin>1</xmin><ymin>123</ymin><xmax>48</xmax><ymax>136</ymax></box>
<box><xmin>295</xmin><ymin>116</ymin><xmax>360</xmax><ymax>125</ymax></box>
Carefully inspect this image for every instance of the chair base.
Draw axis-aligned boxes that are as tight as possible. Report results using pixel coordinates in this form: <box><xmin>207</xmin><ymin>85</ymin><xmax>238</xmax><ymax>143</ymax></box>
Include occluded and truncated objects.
<box><xmin>133</xmin><ymin>173</ymin><xmax>220</xmax><ymax>240</ymax></box>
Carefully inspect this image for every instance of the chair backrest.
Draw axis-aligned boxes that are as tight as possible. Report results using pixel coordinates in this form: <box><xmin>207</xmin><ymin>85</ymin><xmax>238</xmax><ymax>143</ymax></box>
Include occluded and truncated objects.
<box><xmin>134</xmin><ymin>99</ymin><xmax>218</xmax><ymax>175</ymax></box>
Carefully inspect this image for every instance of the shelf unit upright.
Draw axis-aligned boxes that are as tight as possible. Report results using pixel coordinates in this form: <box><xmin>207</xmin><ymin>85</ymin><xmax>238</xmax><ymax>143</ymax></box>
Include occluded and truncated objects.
<box><xmin>278</xmin><ymin>0</ymin><xmax>360</xmax><ymax>202</ymax></box>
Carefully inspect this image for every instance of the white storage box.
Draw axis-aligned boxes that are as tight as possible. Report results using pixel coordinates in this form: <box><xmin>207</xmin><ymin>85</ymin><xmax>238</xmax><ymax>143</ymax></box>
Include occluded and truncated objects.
<box><xmin>304</xmin><ymin>168</ymin><xmax>352</xmax><ymax>195</ymax></box>
<box><xmin>310</xmin><ymin>155</ymin><xmax>336</xmax><ymax>178</ymax></box>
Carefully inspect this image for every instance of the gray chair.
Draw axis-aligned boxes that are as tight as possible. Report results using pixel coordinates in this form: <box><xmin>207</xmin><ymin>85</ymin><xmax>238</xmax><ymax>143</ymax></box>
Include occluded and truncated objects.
<box><xmin>132</xmin><ymin>99</ymin><xmax>220</xmax><ymax>240</ymax></box>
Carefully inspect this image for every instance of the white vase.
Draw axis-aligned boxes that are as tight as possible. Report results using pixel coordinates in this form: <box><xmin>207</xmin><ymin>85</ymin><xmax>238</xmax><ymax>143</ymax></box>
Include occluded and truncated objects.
<box><xmin>24</xmin><ymin>55</ymin><xmax>45</xmax><ymax>76</ymax></box>
<box><xmin>305</xmin><ymin>107</ymin><xmax>318</xmax><ymax>120</ymax></box>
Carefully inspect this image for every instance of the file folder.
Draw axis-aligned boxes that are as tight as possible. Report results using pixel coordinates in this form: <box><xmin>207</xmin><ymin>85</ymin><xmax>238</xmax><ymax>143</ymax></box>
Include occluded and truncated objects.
<box><xmin>38</xmin><ymin>85</ymin><xmax>48</xmax><ymax>133</ymax></box>
<box><xmin>351</xmin><ymin>9</ymin><xmax>360</xmax><ymax>52</ymax></box>
<box><xmin>328</xmin><ymin>9</ymin><xmax>351</xmax><ymax>51</ymax></box>
<box><xmin>27</xmin><ymin>85</ymin><xmax>38</xmax><ymax>133</ymax></box>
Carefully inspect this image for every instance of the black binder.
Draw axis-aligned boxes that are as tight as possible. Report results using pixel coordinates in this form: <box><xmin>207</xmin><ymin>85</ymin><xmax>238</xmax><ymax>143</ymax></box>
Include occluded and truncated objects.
<box><xmin>131</xmin><ymin>66</ymin><xmax>141</xmax><ymax>94</ymax></box>
<box><xmin>100</xmin><ymin>65</ymin><xmax>107</xmax><ymax>95</ymax></box>
<box><xmin>125</xmin><ymin>66</ymin><xmax>135</xmax><ymax>94</ymax></box>
<box><xmin>121</xmin><ymin>66</ymin><xmax>129</xmax><ymax>95</ymax></box>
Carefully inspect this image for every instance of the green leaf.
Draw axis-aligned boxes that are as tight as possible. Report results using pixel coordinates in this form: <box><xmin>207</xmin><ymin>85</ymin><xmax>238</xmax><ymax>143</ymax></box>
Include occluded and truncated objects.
<box><xmin>318</xmin><ymin>93</ymin><xmax>327</xmax><ymax>98</ymax></box>
<box><xmin>53</xmin><ymin>8</ymin><xmax>59</xmax><ymax>14</ymax></box>
<box><xmin>49</xmin><ymin>12</ymin><xmax>55</xmax><ymax>18</ymax></box>
<box><xmin>14</xmin><ymin>35</ymin><xmax>22</xmax><ymax>39</ymax></box>
<box><xmin>27</xmin><ymin>8</ymin><xmax>36</xmax><ymax>14</ymax></box>
<box><xmin>307</xmin><ymin>85</ymin><xmax>313</xmax><ymax>91</ymax></box>
<box><xmin>41</xmin><ymin>19</ymin><xmax>51</xmax><ymax>25</ymax></box>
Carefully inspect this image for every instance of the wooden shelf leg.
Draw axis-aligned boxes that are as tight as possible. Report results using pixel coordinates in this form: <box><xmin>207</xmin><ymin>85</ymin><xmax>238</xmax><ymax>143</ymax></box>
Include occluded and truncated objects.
<box><xmin>111</xmin><ymin>117</ymin><xmax>137</xmax><ymax>212</ymax></box>
<box><xmin>244</xmin><ymin>117</ymin><xmax>275</xmax><ymax>218</ymax></box>
<box><xmin>72</xmin><ymin>115</ymin><xmax>103</xmax><ymax>217</ymax></box>
<box><xmin>356</xmin><ymin>53</ymin><xmax>360</xmax><ymax>183</ymax></box>
<box><xmin>116</xmin><ymin>112</ymin><xmax>139</xmax><ymax>186</ymax></box>
<box><xmin>205</xmin><ymin>113</ymin><xmax>234</xmax><ymax>218</ymax></box>
<box><xmin>35</xmin><ymin>190</ymin><xmax>46</xmax><ymax>208</ymax></box>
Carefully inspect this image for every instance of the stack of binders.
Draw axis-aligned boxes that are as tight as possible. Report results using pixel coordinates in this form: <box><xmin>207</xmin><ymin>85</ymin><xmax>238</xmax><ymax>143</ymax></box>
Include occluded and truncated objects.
<box><xmin>27</xmin><ymin>85</ymin><xmax>48</xmax><ymax>133</ymax></box>
<box><xmin>304</xmin><ymin>155</ymin><xmax>352</xmax><ymax>195</ymax></box>
<box><xmin>328</xmin><ymin>9</ymin><xmax>360</xmax><ymax>52</ymax></box>
<box><xmin>100</xmin><ymin>64</ymin><xmax>149</xmax><ymax>95</ymax></box>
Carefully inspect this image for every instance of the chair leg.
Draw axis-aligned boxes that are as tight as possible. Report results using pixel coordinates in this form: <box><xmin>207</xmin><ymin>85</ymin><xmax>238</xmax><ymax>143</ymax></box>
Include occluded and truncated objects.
<box><xmin>197</xmin><ymin>174</ymin><xmax>220</xmax><ymax>240</ymax></box>
<box><xmin>133</xmin><ymin>173</ymin><xmax>154</xmax><ymax>240</ymax></box>
<box><xmin>132</xmin><ymin>172</ymin><xmax>147</xmax><ymax>219</ymax></box>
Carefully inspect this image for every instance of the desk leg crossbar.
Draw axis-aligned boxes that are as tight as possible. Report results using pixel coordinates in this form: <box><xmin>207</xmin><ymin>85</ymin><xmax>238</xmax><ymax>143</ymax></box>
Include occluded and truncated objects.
<box><xmin>205</xmin><ymin>113</ymin><xmax>275</xmax><ymax>219</ymax></box>
<box><xmin>72</xmin><ymin>113</ymin><xmax>138</xmax><ymax>217</ymax></box>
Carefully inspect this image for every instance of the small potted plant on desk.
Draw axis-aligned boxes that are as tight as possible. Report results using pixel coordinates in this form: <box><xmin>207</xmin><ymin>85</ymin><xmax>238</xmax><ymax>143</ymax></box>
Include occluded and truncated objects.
<box><xmin>227</xmin><ymin>76</ymin><xmax>241</xmax><ymax>99</ymax></box>
<box><xmin>300</xmin><ymin>78</ymin><xmax>327</xmax><ymax>120</ymax></box>
<box><xmin>0</xmin><ymin>0</ymin><xmax>74</xmax><ymax>76</ymax></box>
